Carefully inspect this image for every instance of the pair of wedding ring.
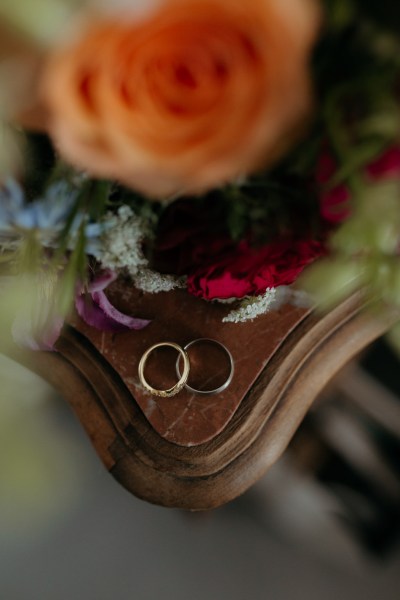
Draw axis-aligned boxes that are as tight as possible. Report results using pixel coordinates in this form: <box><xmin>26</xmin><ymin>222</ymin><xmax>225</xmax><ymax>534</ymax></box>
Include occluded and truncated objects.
<box><xmin>138</xmin><ymin>338</ymin><xmax>234</xmax><ymax>398</ymax></box>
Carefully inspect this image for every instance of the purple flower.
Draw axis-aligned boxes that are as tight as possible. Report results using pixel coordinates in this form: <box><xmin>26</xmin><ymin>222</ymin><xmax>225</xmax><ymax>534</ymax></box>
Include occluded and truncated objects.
<box><xmin>11</xmin><ymin>270</ymin><xmax>149</xmax><ymax>353</ymax></box>
<box><xmin>75</xmin><ymin>270</ymin><xmax>150</xmax><ymax>332</ymax></box>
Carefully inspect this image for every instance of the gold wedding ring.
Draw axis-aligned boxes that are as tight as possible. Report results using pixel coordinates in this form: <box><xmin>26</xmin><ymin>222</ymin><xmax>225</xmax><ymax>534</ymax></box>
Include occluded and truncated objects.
<box><xmin>138</xmin><ymin>342</ymin><xmax>190</xmax><ymax>398</ymax></box>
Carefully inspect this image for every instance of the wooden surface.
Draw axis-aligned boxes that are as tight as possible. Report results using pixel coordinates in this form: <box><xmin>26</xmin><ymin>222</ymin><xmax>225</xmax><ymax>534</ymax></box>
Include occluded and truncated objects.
<box><xmin>69</xmin><ymin>281</ymin><xmax>310</xmax><ymax>446</ymax></box>
<box><xmin>9</xmin><ymin>286</ymin><xmax>399</xmax><ymax>510</ymax></box>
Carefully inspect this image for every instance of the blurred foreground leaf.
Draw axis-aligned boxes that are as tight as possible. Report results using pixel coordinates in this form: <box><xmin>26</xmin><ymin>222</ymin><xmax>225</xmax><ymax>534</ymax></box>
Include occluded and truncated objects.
<box><xmin>0</xmin><ymin>0</ymin><xmax>85</xmax><ymax>45</ymax></box>
<box><xmin>301</xmin><ymin>178</ymin><xmax>400</xmax><ymax>312</ymax></box>
<box><xmin>0</xmin><ymin>355</ymin><xmax>86</xmax><ymax>541</ymax></box>
<box><xmin>300</xmin><ymin>257</ymin><xmax>365</xmax><ymax>310</ymax></box>
<box><xmin>0</xmin><ymin>121</ymin><xmax>23</xmax><ymax>177</ymax></box>
<box><xmin>0</xmin><ymin>266</ymin><xmax>75</xmax><ymax>354</ymax></box>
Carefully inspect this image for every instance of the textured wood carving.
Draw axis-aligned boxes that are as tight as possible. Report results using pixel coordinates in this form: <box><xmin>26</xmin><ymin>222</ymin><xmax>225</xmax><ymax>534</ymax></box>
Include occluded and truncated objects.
<box><xmin>8</xmin><ymin>285</ymin><xmax>398</xmax><ymax>510</ymax></box>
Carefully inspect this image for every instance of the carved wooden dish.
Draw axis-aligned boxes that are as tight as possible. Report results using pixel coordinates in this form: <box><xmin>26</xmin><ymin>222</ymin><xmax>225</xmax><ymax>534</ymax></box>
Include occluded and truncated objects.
<box><xmin>8</xmin><ymin>283</ymin><xmax>398</xmax><ymax>510</ymax></box>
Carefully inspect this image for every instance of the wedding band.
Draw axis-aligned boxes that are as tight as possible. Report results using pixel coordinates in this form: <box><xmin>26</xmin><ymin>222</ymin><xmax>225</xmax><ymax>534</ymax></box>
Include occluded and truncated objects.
<box><xmin>138</xmin><ymin>342</ymin><xmax>190</xmax><ymax>398</ymax></box>
<box><xmin>176</xmin><ymin>338</ymin><xmax>234</xmax><ymax>395</ymax></box>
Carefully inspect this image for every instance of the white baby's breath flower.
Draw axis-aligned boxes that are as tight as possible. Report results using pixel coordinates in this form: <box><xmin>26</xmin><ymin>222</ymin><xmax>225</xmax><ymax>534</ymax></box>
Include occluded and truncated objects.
<box><xmin>97</xmin><ymin>205</ymin><xmax>148</xmax><ymax>275</ymax></box>
<box><xmin>222</xmin><ymin>288</ymin><xmax>277</xmax><ymax>323</ymax></box>
<box><xmin>222</xmin><ymin>285</ymin><xmax>311</xmax><ymax>323</ymax></box>
<box><xmin>134</xmin><ymin>268</ymin><xmax>186</xmax><ymax>294</ymax></box>
<box><xmin>96</xmin><ymin>205</ymin><xmax>187</xmax><ymax>292</ymax></box>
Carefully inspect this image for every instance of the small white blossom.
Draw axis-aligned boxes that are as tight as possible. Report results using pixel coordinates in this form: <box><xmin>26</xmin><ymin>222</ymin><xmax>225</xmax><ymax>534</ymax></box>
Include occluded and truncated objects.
<box><xmin>134</xmin><ymin>268</ymin><xmax>186</xmax><ymax>293</ymax></box>
<box><xmin>222</xmin><ymin>288</ymin><xmax>277</xmax><ymax>323</ymax></box>
<box><xmin>222</xmin><ymin>286</ymin><xmax>312</xmax><ymax>323</ymax></box>
<box><xmin>97</xmin><ymin>205</ymin><xmax>148</xmax><ymax>275</ymax></box>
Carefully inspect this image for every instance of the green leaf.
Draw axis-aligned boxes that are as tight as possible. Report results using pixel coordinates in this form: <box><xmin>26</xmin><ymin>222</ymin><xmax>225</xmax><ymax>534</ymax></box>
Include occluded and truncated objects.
<box><xmin>300</xmin><ymin>257</ymin><xmax>366</xmax><ymax>310</ymax></box>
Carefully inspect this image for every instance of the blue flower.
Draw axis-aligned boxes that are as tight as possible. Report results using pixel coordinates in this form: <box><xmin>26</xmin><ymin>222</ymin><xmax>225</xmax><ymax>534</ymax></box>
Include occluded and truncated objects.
<box><xmin>0</xmin><ymin>178</ymin><xmax>103</xmax><ymax>254</ymax></box>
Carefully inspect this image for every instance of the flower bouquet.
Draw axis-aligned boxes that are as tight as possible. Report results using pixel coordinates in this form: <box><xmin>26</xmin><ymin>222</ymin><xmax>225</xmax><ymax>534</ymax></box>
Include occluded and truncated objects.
<box><xmin>0</xmin><ymin>0</ymin><xmax>400</xmax><ymax>351</ymax></box>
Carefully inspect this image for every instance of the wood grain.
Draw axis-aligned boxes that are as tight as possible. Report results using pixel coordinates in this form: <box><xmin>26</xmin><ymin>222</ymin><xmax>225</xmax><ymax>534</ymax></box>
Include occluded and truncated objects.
<box><xmin>9</xmin><ymin>290</ymin><xmax>398</xmax><ymax>510</ymax></box>
<box><xmin>70</xmin><ymin>281</ymin><xmax>310</xmax><ymax>446</ymax></box>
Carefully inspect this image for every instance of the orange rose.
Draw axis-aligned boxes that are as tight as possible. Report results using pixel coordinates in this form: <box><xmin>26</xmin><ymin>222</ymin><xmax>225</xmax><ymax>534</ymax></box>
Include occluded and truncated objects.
<box><xmin>42</xmin><ymin>0</ymin><xmax>320</xmax><ymax>198</ymax></box>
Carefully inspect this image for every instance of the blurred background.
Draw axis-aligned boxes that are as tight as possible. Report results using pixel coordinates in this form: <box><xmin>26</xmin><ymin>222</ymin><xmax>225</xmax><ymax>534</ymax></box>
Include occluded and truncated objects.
<box><xmin>0</xmin><ymin>337</ymin><xmax>400</xmax><ymax>600</ymax></box>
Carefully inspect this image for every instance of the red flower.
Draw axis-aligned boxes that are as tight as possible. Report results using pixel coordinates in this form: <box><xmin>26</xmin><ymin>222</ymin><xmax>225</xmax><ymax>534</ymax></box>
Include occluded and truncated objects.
<box><xmin>316</xmin><ymin>145</ymin><xmax>400</xmax><ymax>225</ymax></box>
<box><xmin>152</xmin><ymin>197</ymin><xmax>324</xmax><ymax>300</ymax></box>
<box><xmin>187</xmin><ymin>238</ymin><xmax>324</xmax><ymax>300</ymax></box>
<box><xmin>366</xmin><ymin>146</ymin><xmax>400</xmax><ymax>180</ymax></box>
<box><xmin>152</xmin><ymin>197</ymin><xmax>230</xmax><ymax>274</ymax></box>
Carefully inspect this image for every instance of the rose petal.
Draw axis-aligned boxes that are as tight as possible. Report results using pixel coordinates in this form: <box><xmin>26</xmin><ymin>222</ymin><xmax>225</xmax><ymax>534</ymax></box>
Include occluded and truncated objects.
<box><xmin>187</xmin><ymin>238</ymin><xmax>324</xmax><ymax>300</ymax></box>
<box><xmin>42</xmin><ymin>0</ymin><xmax>321</xmax><ymax>198</ymax></box>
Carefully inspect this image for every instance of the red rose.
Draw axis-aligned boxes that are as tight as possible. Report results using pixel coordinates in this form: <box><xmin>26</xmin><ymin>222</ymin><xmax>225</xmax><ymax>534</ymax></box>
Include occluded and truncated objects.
<box><xmin>187</xmin><ymin>238</ymin><xmax>324</xmax><ymax>299</ymax></box>
<box><xmin>152</xmin><ymin>197</ymin><xmax>231</xmax><ymax>274</ymax></box>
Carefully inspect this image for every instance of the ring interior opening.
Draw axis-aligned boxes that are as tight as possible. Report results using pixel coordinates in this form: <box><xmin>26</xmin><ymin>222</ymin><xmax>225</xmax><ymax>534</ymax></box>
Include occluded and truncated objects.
<box><xmin>179</xmin><ymin>340</ymin><xmax>232</xmax><ymax>392</ymax></box>
<box><xmin>143</xmin><ymin>346</ymin><xmax>183</xmax><ymax>390</ymax></box>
